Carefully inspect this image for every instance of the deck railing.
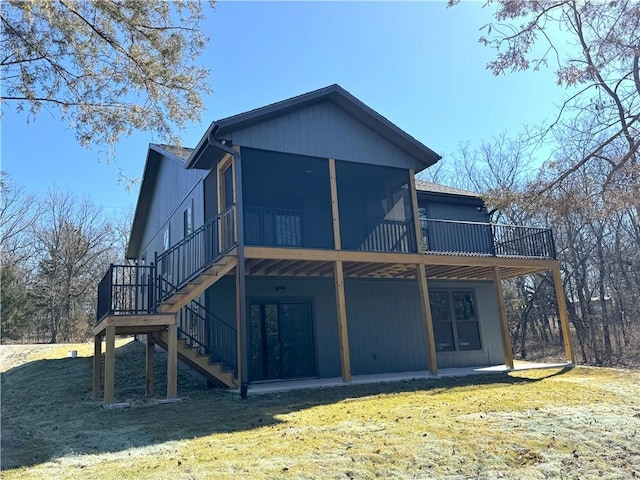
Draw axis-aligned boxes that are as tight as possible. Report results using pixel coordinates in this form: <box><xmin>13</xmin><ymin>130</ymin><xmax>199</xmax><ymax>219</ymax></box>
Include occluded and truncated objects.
<box><xmin>96</xmin><ymin>264</ymin><xmax>156</xmax><ymax>321</ymax></box>
<box><xmin>156</xmin><ymin>206</ymin><xmax>236</xmax><ymax>301</ymax></box>
<box><xmin>178</xmin><ymin>299</ymin><xmax>237</xmax><ymax>372</ymax></box>
<box><xmin>493</xmin><ymin>223</ymin><xmax>556</xmax><ymax>258</ymax></box>
<box><xmin>341</xmin><ymin>215</ymin><xmax>417</xmax><ymax>253</ymax></box>
<box><xmin>420</xmin><ymin>218</ymin><xmax>556</xmax><ymax>259</ymax></box>
<box><xmin>244</xmin><ymin>205</ymin><xmax>333</xmax><ymax>249</ymax></box>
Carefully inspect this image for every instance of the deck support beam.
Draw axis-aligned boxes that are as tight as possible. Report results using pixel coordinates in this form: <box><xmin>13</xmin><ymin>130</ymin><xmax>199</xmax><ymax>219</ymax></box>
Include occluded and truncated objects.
<box><xmin>552</xmin><ymin>267</ymin><xmax>575</xmax><ymax>364</ymax></box>
<box><xmin>146</xmin><ymin>334</ymin><xmax>155</xmax><ymax>396</ymax></box>
<box><xmin>492</xmin><ymin>266</ymin><xmax>514</xmax><ymax>370</ymax></box>
<box><xmin>167</xmin><ymin>324</ymin><xmax>178</xmax><ymax>399</ymax></box>
<box><xmin>92</xmin><ymin>334</ymin><xmax>102</xmax><ymax>400</ymax></box>
<box><xmin>104</xmin><ymin>326</ymin><xmax>116</xmax><ymax>404</ymax></box>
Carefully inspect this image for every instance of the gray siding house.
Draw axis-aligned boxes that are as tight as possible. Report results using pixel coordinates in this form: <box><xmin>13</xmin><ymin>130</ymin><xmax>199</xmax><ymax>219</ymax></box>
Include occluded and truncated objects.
<box><xmin>93</xmin><ymin>85</ymin><xmax>574</xmax><ymax>403</ymax></box>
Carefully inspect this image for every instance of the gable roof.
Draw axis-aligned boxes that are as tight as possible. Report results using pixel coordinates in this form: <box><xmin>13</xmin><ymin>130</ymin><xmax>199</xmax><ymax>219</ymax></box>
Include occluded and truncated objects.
<box><xmin>415</xmin><ymin>179</ymin><xmax>481</xmax><ymax>199</ymax></box>
<box><xmin>185</xmin><ymin>84</ymin><xmax>441</xmax><ymax>170</ymax></box>
<box><xmin>154</xmin><ymin>144</ymin><xmax>193</xmax><ymax>162</ymax></box>
<box><xmin>125</xmin><ymin>143</ymin><xmax>195</xmax><ymax>259</ymax></box>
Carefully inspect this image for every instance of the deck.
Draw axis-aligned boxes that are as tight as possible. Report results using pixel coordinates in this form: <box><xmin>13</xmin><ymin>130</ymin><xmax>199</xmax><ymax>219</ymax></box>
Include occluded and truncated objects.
<box><xmin>93</xmin><ymin>201</ymin><xmax>572</xmax><ymax>404</ymax></box>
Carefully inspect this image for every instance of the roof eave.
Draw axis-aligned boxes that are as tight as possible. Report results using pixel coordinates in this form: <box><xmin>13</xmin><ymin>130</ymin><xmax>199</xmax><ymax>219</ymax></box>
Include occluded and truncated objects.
<box><xmin>212</xmin><ymin>84</ymin><xmax>441</xmax><ymax>168</ymax></box>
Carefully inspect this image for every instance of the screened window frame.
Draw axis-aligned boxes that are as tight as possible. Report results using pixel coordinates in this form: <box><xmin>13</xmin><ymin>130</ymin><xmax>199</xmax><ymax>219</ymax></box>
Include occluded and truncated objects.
<box><xmin>162</xmin><ymin>223</ymin><xmax>170</xmax><ymax>251</ymax></box>
<box><xmin>429</xmin><ymin>289</ymin><xmax>483</xmax><ymax>353</ymax></box>
<box><xmin>183</xmin><ymin>200</ymin><xmax>194</xmax><ymax>237</ymax></box>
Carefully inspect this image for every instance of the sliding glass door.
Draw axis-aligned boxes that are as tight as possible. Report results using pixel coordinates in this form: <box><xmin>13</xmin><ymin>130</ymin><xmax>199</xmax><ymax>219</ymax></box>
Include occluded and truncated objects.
<box><xmin>250</xmin><ymin>301</ymin><xmax>315</xmax><ymax>381</ymax></box>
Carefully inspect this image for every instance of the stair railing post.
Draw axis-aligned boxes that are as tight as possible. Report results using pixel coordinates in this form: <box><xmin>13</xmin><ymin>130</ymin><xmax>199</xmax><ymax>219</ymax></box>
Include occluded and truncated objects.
<box><xmin>108</xmin><ymin>264</ymin><xmax>114</xmax><ymax>314</ymax></box>
<box><xmin>150</xmin><ymin>261</ymin><xmax>156</xmax><ymax>313</ymax></box>
<box><xmin>154</xmin><ymin>251</ymin><xmax>159</xmax><ymax>307</ymax></box>
<box><xmin>549</xmin><ymin>229</ymin><xmax>557</xmax><ymax>259</ymax></box>
<box><xmin>491</xmin><ymin>224</ymin><xmax>498</xmax><ymax>257</ymax></box>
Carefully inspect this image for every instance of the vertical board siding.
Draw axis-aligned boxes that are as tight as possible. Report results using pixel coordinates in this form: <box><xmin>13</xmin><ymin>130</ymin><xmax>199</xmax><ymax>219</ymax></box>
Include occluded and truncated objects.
<box><xmin>345</xmin><ymin>278</ymin><xmax>505</xmax><ymax>374</ymax></box>
<box><xmin>422</xmin><ymin>200</ymin><xmax>487</xmax><ymax>223</ymax></box>
<box><xmin>345</xmin><ymin>278</ymin><xmax>428</xmax><ymax>375</ymax></box>
<box><xmin>230</xmin><ymin>101</ymin><xmax>422</xmax><ymax>170</ymax></box>
<box><xmin>207</xmin><ymin>276</ymin><xmax>506</xmax><ymax>381</ymax></box>
<box><xmin>138</xmin><ymin>153</ymin><xmax>206</xmax><ymax>260</ymax></box>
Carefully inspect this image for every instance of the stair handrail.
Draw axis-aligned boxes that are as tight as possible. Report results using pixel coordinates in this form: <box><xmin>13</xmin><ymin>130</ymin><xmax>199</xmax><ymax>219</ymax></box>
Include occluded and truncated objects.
<box><xmin>155</xmin><ymin>205</ymin><xmax>236</xmax><ymax>301</ymax></box>
<box><xmin>178</xmin><ymin>298</ymin><xmax>237</xmax><ymax>373</ymax></box>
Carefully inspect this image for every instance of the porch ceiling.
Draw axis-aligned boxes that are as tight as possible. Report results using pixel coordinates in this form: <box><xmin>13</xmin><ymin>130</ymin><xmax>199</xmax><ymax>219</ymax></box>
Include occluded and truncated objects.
<box><xmin>243</xmin><ymin>250</ymin><xmax>556</xmax><ymax>281</ymax></box>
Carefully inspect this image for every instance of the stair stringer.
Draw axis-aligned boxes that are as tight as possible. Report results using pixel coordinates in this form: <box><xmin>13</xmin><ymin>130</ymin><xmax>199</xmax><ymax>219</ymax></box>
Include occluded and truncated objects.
<box><xmin>153</xmin><ymin>330</ymin><xmax>238</xmax><ymax>389</ymax></box>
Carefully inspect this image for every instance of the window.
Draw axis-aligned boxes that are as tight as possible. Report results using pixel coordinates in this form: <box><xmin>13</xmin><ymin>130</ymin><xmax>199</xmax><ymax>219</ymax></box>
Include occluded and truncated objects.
<box><xmin>430</xmin><ymin>292</ymin><xmax>455</xmax><ymax>351</ymax></box>
<box><xmin>275</xmin><ymin>213</ymin><xmax>302</xmax><ymax>247</ymax></box>
<box><xmin>184</xmin><ymin>202</ymin><xmax>193</xmax><ymax>236</ymax></box>
<box><xmin>429</xmin><ymin>290</ymin><xmax>481</xmax><ymax>352</ymax></box>
<box><xmin>452</xmin><ymin>292</ymin><xmax>482</xmax><ymax>350</ymax></box>
<box><xmin>161</xmin><ymin>224</ymin><xmax>171</xmax><ymax>276</ymax></box>
<box><xmin>222</xmin><ymin>164</ymin><xmax>234</xmax><ymax>211</ymax></box>
<box><xmin>162</xmin><ymin>223</ymin><xmax>170</xmax><ymax>251</ymax></box>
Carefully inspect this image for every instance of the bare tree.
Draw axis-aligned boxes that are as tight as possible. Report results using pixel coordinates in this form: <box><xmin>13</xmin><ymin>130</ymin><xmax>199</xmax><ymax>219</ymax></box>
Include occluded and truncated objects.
<box><xmin>0</xmin><ymin>172</ymin><xmax>41</xmax><ymax>263</ymax></box>
<box><xmin>449</xmin><ymin>0</ymin><xmax>640</xmax><ymax>194</ymax></box>
<box><xmin>0</xmin><ymin>174</ymin><xmax>41</xmax><ymax>343</ymax></box>
<box><xmin>32</xmin><ymin>191</ymin><xmax>119</xmax><ymax>342</ymax></box>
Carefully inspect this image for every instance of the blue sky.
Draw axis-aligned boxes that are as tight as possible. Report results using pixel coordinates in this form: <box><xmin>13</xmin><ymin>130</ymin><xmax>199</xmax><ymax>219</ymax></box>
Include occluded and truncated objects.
<box><xmin>2</xmin><ymin>1</ymin><xmax>567</xmax><ymax>214</ymax></box>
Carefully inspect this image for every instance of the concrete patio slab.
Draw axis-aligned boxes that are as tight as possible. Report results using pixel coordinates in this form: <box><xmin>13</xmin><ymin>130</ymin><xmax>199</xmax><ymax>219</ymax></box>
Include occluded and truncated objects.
<box><xmin>242</xmin><ymin>361</ymin><xmax>573</xmax><ymax>395</ymax></box>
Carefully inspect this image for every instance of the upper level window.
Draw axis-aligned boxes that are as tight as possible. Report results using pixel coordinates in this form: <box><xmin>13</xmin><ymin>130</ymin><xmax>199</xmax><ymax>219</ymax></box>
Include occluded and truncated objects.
<box><xmin>184</xmin><ymin>202</ymin><xmax>193</xmax><ymax>236</ymax></box>
<box><xmin>275</xmin><ymin>213</ymin><xmax>302</xmax><ymax>247</ymax></box>
<box><xmin>223</xmin><ymin>165</ymin><xmax>234</xmax><ymax>211</ymax></box>
<box><xmin>163</xmin><ymin>223</ymin><xmax>170</xmax><ymax>251</ymax></box>
<box><xmin>429</xmin><ymin>290</ymin><xmax>481</xmax><ymax>352</ymax></box>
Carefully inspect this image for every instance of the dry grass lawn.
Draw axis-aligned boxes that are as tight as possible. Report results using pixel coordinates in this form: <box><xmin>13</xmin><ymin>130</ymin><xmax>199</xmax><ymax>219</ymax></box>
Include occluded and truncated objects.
<box><xmin>1</xmin><ymin>340</ymin><xmax>639</xmax><ymax>479</ymax></box>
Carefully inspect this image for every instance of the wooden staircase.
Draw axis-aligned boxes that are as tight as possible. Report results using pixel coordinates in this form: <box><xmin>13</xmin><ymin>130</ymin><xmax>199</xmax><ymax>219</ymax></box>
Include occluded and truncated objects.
<box><xmin>158</xmin><ymin>254</ymin><xmax>238</xmax><ymax>314</ymax></box>
<box><xmin>152</xmin><ymin>329</ymin><xmax>238</xmax><ymax>388</ymax></box>
<box><xmin>154</xmin><ymin>253</ymin><xmax>239</xmax><ymax>388</ymax></box>
<box><xmin>94</xmin><ymin>209</ymin><xmax>240</xmax><ymax>403</ymax></box>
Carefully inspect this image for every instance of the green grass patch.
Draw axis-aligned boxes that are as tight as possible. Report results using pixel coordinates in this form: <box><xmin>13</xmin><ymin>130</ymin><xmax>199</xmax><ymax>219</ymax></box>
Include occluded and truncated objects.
<box><xmin>2</xmin><ymin>342</ymin><xmax>639</xmax><ymax>479</ymax></box>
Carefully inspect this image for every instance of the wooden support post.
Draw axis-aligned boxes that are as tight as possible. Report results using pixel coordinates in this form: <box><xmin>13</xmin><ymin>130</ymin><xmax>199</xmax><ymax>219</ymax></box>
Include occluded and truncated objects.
<box><xmin>416</xmin><ymin>265</ymin><xmax>438</xmax><ymax>375</ymax></box>
<box><xmin>329</xmin><ymin>158</ymin><xmax>351</xmax><ymax>382</ymax></box>
<box><xmin>234</xmin><ymin>146</ymin><xmax>249</xmax><ymax>387</ymax></box>
<box><xmin>145</xmin><ymin>334</ymin><xmax>155</xmax><ymax>396</ymax></box>
<box><xmin>552</xmin><ymin>267</ymin><xmax>575</xmax><ymax>364</ymax></box>
<box><xmin>328</xmin><ymin>158</ymin><xmax>342</xmax><ymax>250</ymax></box>
<box><xmin>104</xmin><ymin>326</ymin><xmax>116</xmax><ymax>404</ymax></box>
<box><xmin>92</xmin><ymin>334</ymin><xmax>102</xmax><ymax>400</ymax></box>
<box><xmin>334</xmin><ymin>260</ymin><xmax>351</xmax><ymax>383</ymax></box>
<box><xmin>236</xmin><ymin>261</ymin><xmax>248</xmax><ymax>385</ymax></box>
<box><xmin>492</xmin><ymin>266</ymin><xmax>514</xmax><ymax>370</ymax></box>
<box><xmin>167</xmin><ymin>324</ymin><xmax>178</xmax><ymax>399</ymax></box>
<box><xmin>408</xmin><ymin>169</ymin><xmax>423</xmax><ymax>253</ymax></box>
<box><xmin>410</xmin><ymin>171</ymin><xmax>437</xmax><ymax>374</ymax></box>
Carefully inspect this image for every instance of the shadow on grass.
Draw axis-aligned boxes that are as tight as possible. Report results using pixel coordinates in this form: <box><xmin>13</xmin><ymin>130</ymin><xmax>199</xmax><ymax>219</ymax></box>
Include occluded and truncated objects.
<box><xmin>1</xmin><ymin>341</ymin><xmax>573</xmax><ymax>470</ymax></box>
